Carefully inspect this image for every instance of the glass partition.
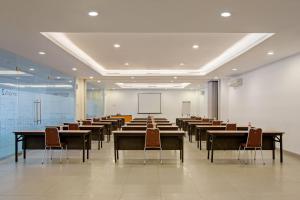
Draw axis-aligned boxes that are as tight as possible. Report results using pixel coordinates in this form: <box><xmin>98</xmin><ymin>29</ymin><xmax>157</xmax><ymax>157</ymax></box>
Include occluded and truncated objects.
<box><xmin>0</xmin><ymin>48</ymin><xmax>75</xmax><ymax>158</ymax></box>
<box><xmin>86</xmin><ymin>82</ymin><xmax>104</xmax><ymax>118</ymax></box>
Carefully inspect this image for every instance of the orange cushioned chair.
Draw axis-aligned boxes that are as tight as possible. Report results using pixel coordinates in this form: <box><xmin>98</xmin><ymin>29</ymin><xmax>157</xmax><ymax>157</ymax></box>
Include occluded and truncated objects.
<box><xmin>42</xmin><ymin>128</ymin><xmax>67</xmax><ymax>164</ymax></box>
<box><xmin>82</xmin><ymin>120</ymin><xmax>92</xmax><ymax>125</ymax></box>
<box><xmin>238</xmin><ymin>128</ymin><xmax>265</xmax><ymax>164</ymax></box>
<box><xmin>144</xmin><ymin>128</ymin><xmax>162</xmax><ymax>164</ymax></box>
<box><xmin>68</xmin><ymin>123</ymin><xmax>79</xmax><ymax>130</ymax></box>
<box><xmin>202</xmin><ymin>118</ymin><xmax>210</xmax><ymax>122</ymax></box>
<box><xmin>212</xmin><ymin>120</ymin><xmax>222</xmax><ymax>125</ymax></box>
<box><xmin>226</xmin><ymin>123</ymin><xmax>237</xmax><ymax>131</ymax></box>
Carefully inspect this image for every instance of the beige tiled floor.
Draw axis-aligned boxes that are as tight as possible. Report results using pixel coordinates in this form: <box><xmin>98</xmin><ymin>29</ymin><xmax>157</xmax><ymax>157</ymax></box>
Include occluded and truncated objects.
<box><xmin>0</xmin><ymin>137</ymin><xmax>299</xmax><ymax>200</ymax></box>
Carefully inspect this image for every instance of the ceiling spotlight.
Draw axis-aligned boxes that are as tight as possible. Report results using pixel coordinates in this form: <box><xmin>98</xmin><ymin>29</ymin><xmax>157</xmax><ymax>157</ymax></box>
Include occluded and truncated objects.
<box><xmin>88</xmin><ymin>11</ymin><xmax>98</xmax><ymax>16</ymax></box>
<box><xmin>131</xmin><ymin>76</ymin><xmax>135</xmax><ymax>79</ymax></box>
<box><xmin>124</xmin><ymin>62</ymin><xmax>129</xmax><ymax>66</ymax></box>
<box><xmin>180</xmin><ymin>63</ymin><xmax>185</xmax><ymax>66</ymax></box>
<box><xmin>89</xmin><ymin>76</ymin><xmax>94</xmax><ymax>79</ymax></box>
<box><xmin>38</xmin><ymin>51</ymin><xmax>46</xmax><ymax>55</ymax></box>
<box><xmin>170</xmin><ymin>80</ymin><xmax>174</xmax><ymax>83</ymax></box>
<box><xmin>68</xmin><ymin>80</ymin><xmax>72</xmax><ymax>83</ymax></box>
<box><xmin>72</xmin><ymin>67</ymin><xmax>77</xmax><ymax>71</ymax></box>
<box><xmin>29</xmin><ymin>68</ymin><xmax>35</xmax><ymax>71</ymax></box>
<box><xmin>214</xmin><ymin>76</ymin><xmax>219</xmax><ymax>79</ymax></box>
<box><xmin>192</xmin><ymin>45</ymin><xmax>199</xmax><ymax>49</ymax></box>
<box><xmin>114</xmin><ymin>44</ymin><xmax>120</xmax><ymax>48</ymax></box>
<box><xmin>221</xmin><ymin>12</ymin><xmax>232</xmax><ymax>18</ymax></box>
<box><xmin>56</xmin><ymin>76</ymin><xmax>61</xmax><ymax>79</ymax></box>
<box><xmin>267</xmin><ymin>51</ymin><xmax>274</xmax><ymax>55</ymax></box>
<box><xmin>232</xmin><ymin>68</ymin><xmax>238</xmax><ymax>71</ymax></box>
<box><xmin>97</xmin><ymin>80</ymin><xmax>101</xmax><ymax>83</ymax></box>
<box><xmin>174</xmin><ymin>76</ymin><xmax>178</xmax><ymax>79</ymax></box>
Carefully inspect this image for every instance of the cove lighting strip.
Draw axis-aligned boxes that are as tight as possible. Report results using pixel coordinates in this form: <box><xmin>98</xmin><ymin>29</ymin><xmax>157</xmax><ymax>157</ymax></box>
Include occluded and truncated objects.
<box><xmin>115</xmin><ymin>82</ymin><xmax>190</xmax><ymax>89</ymax></box>
<box><xmin>41</xmin><ymin>32</ymin><xmax>274</xmax><ymax>76</ymax></box>
<box><xmin>0</xmin><ymin>70</ymin><xmax>31</xmax><ymax>76</ymax></box>
<box><xmin>0</xmin><ymin>83</ymin><xmax>73</xmax><ymax>88</ymax></box>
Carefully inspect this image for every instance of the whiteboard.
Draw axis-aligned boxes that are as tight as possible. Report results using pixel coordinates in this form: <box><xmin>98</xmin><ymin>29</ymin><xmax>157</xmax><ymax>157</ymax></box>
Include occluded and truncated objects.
<box><xmin>138</xmin><ymin>93</ymin><xmax>161</xmax><ymax>114</ymax></box>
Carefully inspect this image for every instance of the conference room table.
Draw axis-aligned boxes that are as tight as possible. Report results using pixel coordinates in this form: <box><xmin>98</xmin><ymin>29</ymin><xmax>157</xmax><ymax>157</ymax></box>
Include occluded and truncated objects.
<box><xmin>121</xmin><ymin>125</ymin><xmax>179</xmax><ymax>131</ymax></box>
<box><xmin>195</xmin><ymin>125</ymin><xmax>248</xmax><ymax>149</ymax></box>
<box><xmin>176</xmin><ymin>118</ymin><xmax>191</xmax><ymax>129</ymax></box>
<box><xmin>133</xmin><ymin>118</ymin><xmax>167</xmax><ymax>120</ymax></box>
<box><xmin>92</xmin><ymin>122</ymin><xmax>113</xmax><ymax>142</ymax></box>
<box><xmin>126</xmin><ymin>122</ymin><xmax>173</xmax><ymax>126</ymax></box>
<box><xmin>113</xmin><ymin>130</ymin><xmax>185</xmax><ymax>163</ymax></box>
<box><xmin>13</xmin><ymin>130</ymin><xmax>91</xmax><ymax>162</ymax></box>
<box><xmin>182</xmin><ymin>119</ymin><xmax>203</xmax><ymax>131</ymax></box>
<box><xmin>206</xmin><ymin>130</ymin><xmax>285</xmax><ymax>163</ymax></box>
<box><xmin>187</xmin><ymin>122</ymin><xmax>217</xmax><ymax>142</ymax></box>
<box><xmin>49</xmin><ymin>125</ymin><xmax>104</xmax><ymax>149</ymax></box>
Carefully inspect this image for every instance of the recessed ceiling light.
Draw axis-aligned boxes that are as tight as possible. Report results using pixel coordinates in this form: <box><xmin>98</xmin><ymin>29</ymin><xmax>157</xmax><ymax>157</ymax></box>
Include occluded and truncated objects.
<box><xmin>89</xmin><ymin>76</ymin><xmax>94</xmax><ymax>79</ymax></box>
<box><xmin>170</xmin><ymin>80</ymin><xmax>174</xmax><ymax>83</ymax></box>
<box><xmin>29</xmin><ymin>68</ymin><xmax>35</xmax><ymax>71</ymax></box>
<box><xmin>214</xmin><ymin>76</ymin><xmax>219</xmax><ymax>79</ymax></box>
<box><xmin>131</xmin><ymin>76</ymin><xmax>135</xmax><ymax>79</ymax></box>
<box><xmin>221</xmin><ymin>12</ymin><xmax>232</xmax><ymax>18</ymax></box>
<box><xmin>91</xmin><ymin>88</ymin><xmax>95</xmax><ymax>90</ymax></box>
<box><xmin>180</xmin><ymin>63</ymin><xmax>185</xmax><ymax>66</ymax></box>
<box><xmin>38</xmin><ymin>51</ymin><xmax>46</xmax><ymax>55</ymax></box>
<box><xmin>56</xmin><ymin>76</ymin><xmax>61</xmax><ymax>79</ymax></box>
<box><xmin>72</xmin><ymin>67</ymin><xmax>77</xmax><ymax>71</ymax></box>
<box><xmin>192</xmin><ymin>45</ymin><xmax>199</xmax><ymax>49</ymax></box>
<box><xmin>267</xmin><ymin>51</ymin><xmax>274</xmax><ymax>55</ymax></box>
<box><xmin>174</xmin><ymin>76</ymin><xmax>178</xmax><ymax>79</ymax></box>
<box><xmin>97</xmin><ymin>80</ymin><xmax>101</xmax><ymax>83</ymax></box>
<box><xmin>124</xmin><ymin>63</ymin><xmax>129</xmax><ymax>66</ymax></box>
<box><xmin>88</xmin><ymin>11</ymin><xmax>98</xmax><ymax>16</ymax></box>
<box><xmin>114</xmin><ymin>44</ymin><xmax>120</xmax><ymax>48</ymax></box>
<box><xmin>68</xmin><ymin>80</ymin><xmax>72</xmax><ymax>83</ymax></box>
<box><xmin>232</xmin><ymin>68</ymin><xmax>238</xmax><ymax>71</ymax></box>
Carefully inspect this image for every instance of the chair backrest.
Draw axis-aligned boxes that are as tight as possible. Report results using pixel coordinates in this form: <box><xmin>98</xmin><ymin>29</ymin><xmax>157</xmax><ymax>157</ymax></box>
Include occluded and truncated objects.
<box><xmin>145</xmin><ymin>128</ymin><xmax>161</xmax><ymax>148</ymax></box>
<box><xmin>82</xmin><ymin>120</ymin><xmax>92</xmax><ymax>125</ymax></box>
<box><xmin>45</xmin><ymin>128</ymin><xmax>61</xmax><ymax>147</ymax></box>
<box><xmin>226</xmin><ymin>123</ymin><xmax>237</xmax><ymax>130</ymax></box>
<box><xmin>93</xmin><ymin>118</ymin><xmax>101</xmax><ymax>122</ymax></box>
<box><xmin>68</xmin><ymin>123</ymin><xmax>79</xmax><ymax>130</ymax></box>
<box><xmin>212</xmin><ymin>120</ymin><xmax>222</xmax><ymax>125</ymax></box>
<box><xmin>147</xmin><ymin>123</ymin><xmax>155</xmax><ymax>128</ymax></box>
<box><xmin>202</xmin><ymin>118</ymin><xmax>209</xmax><ymax>122</ymax></box>
<box><xmin>246</xmin><ymin>128</ymin><xmax>263</xmax><ymax>148</ymax></box>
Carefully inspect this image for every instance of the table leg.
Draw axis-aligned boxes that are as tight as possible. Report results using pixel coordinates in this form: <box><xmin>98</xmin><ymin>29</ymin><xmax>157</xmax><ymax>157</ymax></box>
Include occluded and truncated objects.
<box><xmin>272</xmin><ymin>138</ymin><xmax>275</xmax><ymax>160</ymax></box>
<box><xmin>82</xmin><ymin>135</ymin><xmax>85</xmax><ymax>162</ymax></box>
<box><xmin>280</xmin><ymin>134</ymin><xmax>283</xmax><ymax>163</ymax></box>
<box><xmin>200</xmin><ymin>130</ymin><xmax>202</xmax><ymax>150</ymax></box>
<box><xmin>15</xmin><ymin>134</ymin><xmax>18</xmax><ymax>162</ymax></box>
<box><xmin>211</xmin><ymin>136</ymin><xmax>214</xmax><ymax>163</ymax></box>
<box><xmin>98</xmin><ymin>131</ymin><xmax>101</xmax><ymax>150</ymax></box>
<box><xmin>207</xmin><ymin>136</ymin><xmax>210</xmax><ymax>160</ymax></box>
<box><xmin>23</xmin><ymin>137</ymin><xmax>26</xmax><ymax>159</ymax></box>
<box><xmin>87</xmin><ymin>134</ymin><xmax>90</xmax><ymax>159</ymax></box>
<box><xmin>182</xmin><ymin>138</ymin><xmax>184</xmax><ymax>163</ymax></box>
<box><xmin>190</xmin><ymin>127</ymin><xmax>193</xmax><ymax>143</ymax></box>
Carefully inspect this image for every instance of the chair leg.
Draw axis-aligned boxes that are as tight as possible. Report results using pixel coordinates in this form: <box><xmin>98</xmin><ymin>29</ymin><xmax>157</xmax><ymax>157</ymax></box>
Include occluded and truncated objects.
<box><xmin>160</xmin><ymin>149</ymin><xmax>162</xmax><ymax>164</ymax></box>
<box><xmin>238</xmin><ymin>146</ymin><xmax>241</xmax><ymax>160</ymax></box>
<box><xmin>254</xmin><ymin>148</ymin><xmax>257</xmax><ymax>160</ymax></box>
<box><xmin>60</xmin><ymin>147</ymin><xmax>63</xmax><ymax>163</ymax></box>
<box><xmin>50</xmin><ymin>147</ymin><xmax>53</xmax><ymax>160</ymax></box>
<box><xmin>42</xmin><ymin>147</ymin><xmax>47</xmax><ymax>164</ymax></box>
<box><xmin>144</xmin><ymin>148</ymin><xmax>146</xmax><ymax>164</ymax></box>
<box><xmin>260</xmin><ymin>148</ymin><xmax>265</xmax><ymax>165</ymax></box>
<box><xmin>66</xmin><ymin>145</ymin><xmax>68</xmax><ymax>160</ymax></box>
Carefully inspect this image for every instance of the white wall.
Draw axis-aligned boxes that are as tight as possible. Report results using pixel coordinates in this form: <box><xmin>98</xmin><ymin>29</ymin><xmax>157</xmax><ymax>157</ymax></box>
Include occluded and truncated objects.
<box><xmin>220</xmin><ymin>53</ymin><xmax>300</xmax><ymax>154</ymax></box>
<box><xmin>104</xmin><ymin>89</ymin><xmax>207</xmax><ymax>123</ymax></box>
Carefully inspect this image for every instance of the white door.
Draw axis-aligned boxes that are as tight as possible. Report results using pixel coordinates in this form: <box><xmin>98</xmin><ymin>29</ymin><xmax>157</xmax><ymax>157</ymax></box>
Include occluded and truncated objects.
<box><xmin>181</xmin><ymin>101</ymin><xmax>191</xmax><ymax>117</ymax></box>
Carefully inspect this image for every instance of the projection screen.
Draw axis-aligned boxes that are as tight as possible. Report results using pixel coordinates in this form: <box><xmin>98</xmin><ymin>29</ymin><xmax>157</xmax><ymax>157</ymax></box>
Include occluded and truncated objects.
<box><xmin>138</xmin><ymin>93</ymin><xmax>161</xmax><ymax>114</ymax></box>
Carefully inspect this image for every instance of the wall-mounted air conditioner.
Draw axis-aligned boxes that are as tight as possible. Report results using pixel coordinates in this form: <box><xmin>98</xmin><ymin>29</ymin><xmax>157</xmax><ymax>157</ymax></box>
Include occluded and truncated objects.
<box><xmin>228</xmin><ymin>78</ymin><xmax>243</xmax><ymax>87</ymax></box>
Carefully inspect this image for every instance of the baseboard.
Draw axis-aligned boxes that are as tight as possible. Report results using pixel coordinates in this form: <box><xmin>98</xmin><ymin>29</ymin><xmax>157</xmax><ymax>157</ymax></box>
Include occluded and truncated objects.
<box><xmin>283</xmin><ymin>149</ymin><xmax>300</xmax><ymax>159</ymax></box>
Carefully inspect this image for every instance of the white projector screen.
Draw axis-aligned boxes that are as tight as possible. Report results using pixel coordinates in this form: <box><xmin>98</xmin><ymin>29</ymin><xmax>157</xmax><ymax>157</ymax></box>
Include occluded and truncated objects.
<box><xmin>138</xmin><ymin>93</ymin><xmax>161</xmax><ymax>114</ymax></box>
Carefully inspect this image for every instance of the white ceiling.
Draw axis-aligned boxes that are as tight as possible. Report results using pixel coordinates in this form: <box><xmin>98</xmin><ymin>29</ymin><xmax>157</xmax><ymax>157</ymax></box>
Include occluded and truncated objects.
<box><xmin>64</xmin><ymin>32</ymin><xmax>247</xmax><ymax>70</ymax></box>
<box><xmin>0</xmin><ymin>0</ymin><xmax>300</xmax><ymax>89</ymax></box>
